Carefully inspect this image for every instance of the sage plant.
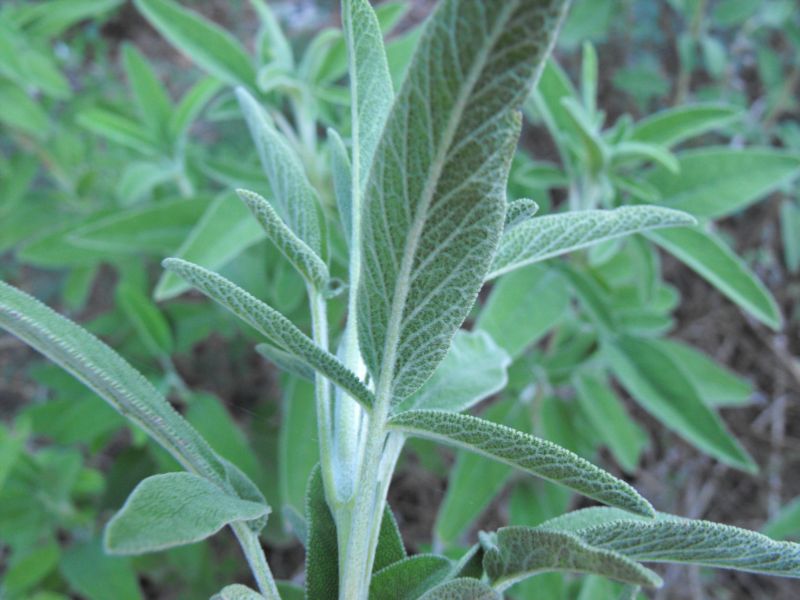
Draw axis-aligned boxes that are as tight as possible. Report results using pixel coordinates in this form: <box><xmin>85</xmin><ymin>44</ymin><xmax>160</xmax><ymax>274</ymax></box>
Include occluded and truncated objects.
<box><xmin>2</xmin><ymin>1</ymin><xmax>800</xmax><ymax>598</ymax></box>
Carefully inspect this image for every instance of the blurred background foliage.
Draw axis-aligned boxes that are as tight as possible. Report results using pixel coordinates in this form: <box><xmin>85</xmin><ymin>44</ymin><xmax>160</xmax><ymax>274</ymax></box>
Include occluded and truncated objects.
<box><xmin>0</xmin><ymin>0</ymin><xmax>799</xmax><ymax>598</ymax></box>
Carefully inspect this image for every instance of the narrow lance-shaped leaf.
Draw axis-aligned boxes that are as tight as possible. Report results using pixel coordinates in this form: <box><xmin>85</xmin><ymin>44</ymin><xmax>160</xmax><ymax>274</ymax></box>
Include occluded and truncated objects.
<box><xmin>576</xmin><ymin>518</ymin><xmax>800</xmax><ymax>578</ymax></box>
<box><xmin>488</xmin><ymin>205</ymin><xmax>696</xmax><ymax>280</ymax></box>
<box><xmin>134</xmin><ymin>0</ymin><xmax>256</xmax><ymax>87</ymax></box>
<box><xmin>162</xmin><ymin>258</ymin><xmax>373</xmax><ymax>409</ymax></box>
<box><xmin>342</xmin><ymin>0</ymin><xmax>394</xmax><ymax>192</ymax></box>
<box><xmin>0</xmin><ymin>280</ymin><xmax>227</xmax><ymax>486</ymax></box>
<box><xmin>419</xmin><ymin>579</ymin><xmax>500</xmax><ymax>600</ymax></box>
<box><xmin>647</xmin><ymin>226</ymin><xmax>782</xmax><ymax>329</ymax></box>
<box><xmin>236</xmin><ymin>88</ymin><xmax>322</xmax><ymax>255</ymax></box>
<box><xmin>105</xmin><ymin>472</ymin><xmax>269</xmax><ymax>555</ymax></box>
<box><xmin>328</xmin><ymin>128</ymin><xmax>353</xmax><ymax>244</ymax></box>
<box><xmin>481</xmin><ymin>527</ymin><xmax>662</xmax><ymax>592</ymax></box>
<box><xmin>630</xmin><ymin>104</ymin><xmax>739</xmax><ymax>148</ymax></box>
<box><xmin>237</xmin><ymin>189</ymin><xmax>329</xmax><ymax>290</ymax></box>
<box><xmin>305</xmin><ymin>465</ymin><xmax>338</xmax><ymax>600</ymax></box>
<box><xmin>388</xmin><ymin>409</ymin><xmax>655</xmax><ymax>517</ymax></box>
<box><xmin>358</xmin><ymin>0</ymin><xmax>569</xmax><ymax>401</ymax></box>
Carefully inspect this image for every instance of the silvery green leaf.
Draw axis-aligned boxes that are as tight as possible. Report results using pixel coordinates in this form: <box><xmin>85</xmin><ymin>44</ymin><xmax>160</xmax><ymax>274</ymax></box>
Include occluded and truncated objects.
<box><xmin>504</xmin><ymin>198</ymin><xmax>540</xmax><ymax>232</ymax></box>
<box><xmin>418</xmin><ymin>578</ymin><xmax>500</xmax><ymax>600</ymax></box>
<box><xmin>327</xmin><ymin>128</ymin><xmax>353</xmax><ymax>244</ymax></box>
<box><xmin>236</xmin><ymin>88</ymin><xmax>322</xmax><ymax>255</ymax></box>
<box><xmin>305</xmin><ymin>466</ymin><xmax>339</xmax><ymax>600</ymax></box>
<box><xmin>104</xmin><ymin>473</ymin><xmax>269</xmax><ymax>555</ymax></box>
<box><xmin>358</xmin><ymin>0</ymin><xmax>569</xmax><ymax>401</ymax></box>
<box><xmin>488</xmin><ymin>206</ymin><xmax>697</xmax><ymax>280</ymax></box>
<box><xmin>255</xmin><ymin>342</ymin><xmax>314</xmax><ymax>380</ymax></box>
<box><xmin>538</xmin><ymin>507</ymin><xmax>653</xmax><ymax>534</ymax></box>
<box><xmin>162</xmin><ymin>258</ymin><xmax>374</xmax><ymax>410</ymax></box>
<box><xmin>388</xmin><ymin>409</ymin><xmax>654</xmax><ymax>517</ymax></box>
<box><xmin>481</xmin><ymin>527</ymin><xmax>662</xmax><ymax>591</ymax></box>
<box><xmin>237</xmin><ymin>189</ymin><xmax>329</xmax><ymax>290</ymax></box>
<box><xmin>395</xmin><ymin>330</ymin><xmax>510</xmax><ymax>414</ymax></box>
<box><xmin>576</xmin><ymin>518</ymin><xmax>800</xmax><ymax>578</ymax></box>
<box><xmin>211</xmin><ymin>583</ymin><xmax>264</xmax><ymax>600</ymax></box>
<box><xmin>374</xmin><ymin>506</ymin><xmax>407</xmax><ymax>573</ymax></box>
<box><xmin>0</xmin><ymin>280</ymin><xmax>234</xmax><ymax>489</ymax></box>
<box><xmin>342</xmin><ymin>0</ymin><xmax>394</xmax><ymax>192</ymax></box>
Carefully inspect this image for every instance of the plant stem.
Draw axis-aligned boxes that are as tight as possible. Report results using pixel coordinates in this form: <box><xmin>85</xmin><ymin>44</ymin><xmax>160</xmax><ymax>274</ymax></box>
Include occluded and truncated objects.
<box><xmin>231</xmin><ymin>522</ymin><xmax>281</xmax><ymax>599</ymax></box>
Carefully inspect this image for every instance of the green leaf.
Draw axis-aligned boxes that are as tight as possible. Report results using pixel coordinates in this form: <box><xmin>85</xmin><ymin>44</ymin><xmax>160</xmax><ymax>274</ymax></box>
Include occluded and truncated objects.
<box><xmin>763</xmin><ymin>497</ymin><xmax>800</xmax><ymax>541</ymax></box>
<box><xmin>369</xmin><ymin>555</ymin><xmax>452</xmax><ymax>600</ymax></box>
<box><xmin>476</xmin><ymin>265</ymin><xmax>568</xmax><ymax>359</ymax></box>
<box><xmin>328</xmin><ymin>128</ymin><xmax>353</xmax><ymax>244</ymax></box>
<box><xmin>133</xmin><ymin>0</ymin><xmax>255</xmax><ymax>87</ymax></box>
<box><xmin>168</xmin><ymin>77</ymin><xmax>222</xmax><ymax>144</ymax></box>
<box><xmin>612</xmin><ymin>141</ymin><xmax>679</xmax><ymax>173</ymax></box>
<box><xmin>653</xmin><ymin>339</ymin><xmax>752</xmax><ymax>407</ymax></box>
<box><xmin>560</xmin><ymin>97</ymin><xmax>606</xmax><ymax>174</ymax></box>
<box><xmin>154</xmin><ymin>193</ymin><xmax>265</xmax><ymax>301</ymax></box>
<box><xmin>0</xmin><ymin>80</ymin><xmax>49</xmax><ymax>138</ymax></box>
<box><xmin>162</xmin><ymin>258</ymin><xmax>374</xmax><ymax>410</ymax></box>
<box><xmin>781</xmin><ymin>200</ymin><xmax>800</xmax><ymax>273</ymax></box>
<box><xmin>68</xmin><ymin>197</ymin><xmax>212</xmax><ymax>256</ymax></box>
<box><xmin>105</xmin><ymin>472</ymin><xmax>269</xmax><ymax>554</ymax></box>
<box><xmin>236</xmin><ymin>88</ymin><xmax>322</xmax><ymax>255</ymax></box>
<box><xmin>573</xmin><ymin>374</ymin><xmax>647</xmax><ymax>474</ymax></box>
<box><xmin>237</xmin><ymin>189</ymin><xmax>329</xmax><ymax>290</ymax></box>
<box><xmin>576</xmin><ymin>517</ymin><xmax>800</xmax><ymax>578</ymax></box>
<box><xmin>211</xmin><ymin>584</ymin><xmax>263</xmax><ymax>600</ymax></box>
<box><xmin>77</xmin><ymin>108</ymin><xmax>160</xmax><ymax>155</ymax></box>
<box><xmin>280</xmin><ymin>379</ymin><xmax>318</xmax><ymax>518</ymax></box>
<box><xmin>305</xmin><ymin>465</ymin><xmax>338</xmax><ymax>600</ymax></box>
<box><xmin>604</xmin><ymin>336</ymin><xmax>756</xmax><ymax>472</ymax></box>
<box><xmin>0</xmin><ymin>281</ymin><xmax>240</xmax><ymax>489</ymax></box>
<box><xmin>249</xmin><ymin>0</ymin><xmax>293</xmax><ymax>69</ymax></box>
<box><xmin>481</xmin><ymin>527</ymin><xmax>662</xmax><ymax>591</ymax></box>
<box><xmin>374</xmin><ymin>506</ymin><xmax>407</xmax><ymax>573</ymax></box>
<box><xmin>395</xmin><ymin>330</ymin><xmax>510</xmax><ymax>414</ymax></box>
<box><xmin>388</xmin><ymin>409</ymin><xmax>654</xmax><ymax>517</ymax></box>
<box><xmin>60</xmin><ymin>539</ymin><xmax>143</xmax><ymax>600</ymax></box>
<box><xmin>488</xmin><ymin>206</ymin><xmax>696</xmax><ymax>280</ymax></box>
<box><xmin>647</xmin><ymin>227</ymin><xmax>782</xmax><ymax>329</ymax></box>
<box><xmin>646</xmin><ymin>148</ymin><xmax>800</xmax><ymax>219</ymax></box>
<box><xmin>358</xmin><ymin>0</ymin><xmax>569</xmax><ymax>401</ymax></box>
<box><xmin>343</xmin><ymin>0</ymin><xmax>394</xmax><ymax>193</ymax></box>
<box><xmin>19</xmin><ymin>0</ymin><xmax>123</xmax><ymax>38</ymax></box>
<box><xmin>418</xmin><ymin>578</ymin><xmax>500</xmax><ymax>599</ymax></box>
<box><xmin>117</xmin><ymin>283</ymin><xmax>173</xmax><ymax>356</ymax></box>
<box><xmin>630</xmin><ymin>104</ymin><xmax>739</xmax><ymax>148</ymax></box>
<box><xmin>122</xmin><ymin>43</ymin><xmax>172</xmax><ymax>137</ymax></box>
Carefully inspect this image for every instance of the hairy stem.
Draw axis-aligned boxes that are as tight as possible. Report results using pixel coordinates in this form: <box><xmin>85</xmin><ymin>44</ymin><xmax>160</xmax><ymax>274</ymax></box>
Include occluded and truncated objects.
<box><xmin>231</xmin><ymin>522</ymin><xmax>280</xmax><ymax>599</ymax></box>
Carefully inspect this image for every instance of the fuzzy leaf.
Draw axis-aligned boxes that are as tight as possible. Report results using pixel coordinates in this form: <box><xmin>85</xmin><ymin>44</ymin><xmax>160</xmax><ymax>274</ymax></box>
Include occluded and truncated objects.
<box><xmin>328</xmin><ymin>128</ymin><xmax>353</xmax><ymax>244</ymax></box>
<box><xmin>358</xmin><ymin>0</ymin><xmax>569</xmax><ymax>401</ymax></box>
<box><xmin>211</xmin><ymin>584</ymin><xmax>263</xmax><ymax>600</ymax></box>
<box><xmin>488</xmin><ymin>206</ymin><xmax>696</xmax><ymax>280</ymax></box>
<box><xmin>395</xmin><ymin>330</ymin><xmax>510</xmax><ymax>414</ymax></box>
<box><xmin>134</xmin><ymin>0</ymin><xmax>255</xmax><ymax>87</ymax></box>
<box><xmin>237</xmin><ymin>189</ymin><xmax>329</xmax><ymax>290</ymax></box>
<box><xmin>237</xmin><ymin>88</ymin><xmax>322</xmax><ymax>255</ymax></box>
<box><xmin>369</xmin><ymin>555</ymin><xmax>452</xmax><ymax>600</ymax></box>
<box><xmin>163</xmin><ymin>259</ymin><xmax>373</xmax><ymax>409</ymax></box>
<box><xmin>418</xmin><ymin>578</ymin><xmax>500</xmax><ymax>600</ymax></box>
<box><xmin>576</xmin><ymin>518</ymin><xmax>800</xmax><ymax>578</ymax></box>
<box><xmin>504</xmin><ymin>198</ymin><xmax>540</xmax><ymax>232</ymax></box>
<box><xmin>482</xmin><ymin>527</ymin><xmax>662</xmax><ymax>591</ymax></box>
<box><xmin>105</xmin><ymin>473</ymin><xmax>269</xmax><ymax>554</ymax></box>
<box><xmin>388</xmin><ymin>409</ymin><xmax>654</xmax><ymax>517</ymax></box>
<box><xmin>0</xmin><ymin>281</ymin><xmax>251</xmax><ymax>492</ymax></box>
<box><xmin>256</xmin><ymin>342</ymin><xmax>314</xmax><ymax>380</ymax></box>
<box><xmin>305</xmin><ymin>466</ymin><xmax>338</xmax><ymax>600</ymax></box>
<box><xmin>342</xmin><ymin>0</ymin><xmax>394</xmax><ymax>192</ymax></box>
<box><xmin>374</xmin><ymin>506</ymin><xmax>407</xmax><ymax>572</ymax></box>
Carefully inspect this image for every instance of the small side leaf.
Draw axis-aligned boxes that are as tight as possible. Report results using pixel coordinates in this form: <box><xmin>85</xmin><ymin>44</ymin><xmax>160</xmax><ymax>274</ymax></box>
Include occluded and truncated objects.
<box><xmin>374</xmin><ymin>506</ymin><xmax>407</xmax><ymax>573</ymax></box>
<box><xmin>488</xmin><ymin>206</ymin><xmax>696</xmax><ymax>280</ymax></box>
<box><xmin>388</xmin><ymin>409</ymin><xmax>654</xmax><ymax>517</ymax></box>
<box><xmin>162</xmin><ymin>259</ymin><xmax>373</xmax><ymax>410</ymax></box>
<box><xmin>481</xmin><ymin>527</ymin><xmax>662</xmax><ymax>591</ymax></box>
<box><xmin>418</xmin><ymin>578</ymin><xmax>500</xmax><ymax>600</ymax></box>
<box><xmin>504</xmin><ymin>198</ymin><xmax>540</xmax><ymax>232</ymax></box>
<box><xmin>630</xmin><ymin>104</ymin><xmax>739</xmax><ymax>147</ymax></box>
<box><xmin>104</xmin><ymin>473</ymin><xmax>269</xmax><ymax>555</ymax></box>
<box><xmin>237</xmin><ymin>189</ymin><xmax>329</xmax><ymax>290</ymax></box>
<box><xmin>211</xmin><ymin>584</ymin><xmax>264</xmax><ymax>600</ymax></box>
